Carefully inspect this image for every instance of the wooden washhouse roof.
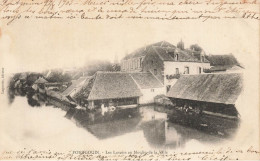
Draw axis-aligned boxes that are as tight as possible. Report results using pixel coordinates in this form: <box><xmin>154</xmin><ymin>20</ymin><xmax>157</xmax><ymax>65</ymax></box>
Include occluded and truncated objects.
<box><xmin>130</xmin><ymin>72</ymin><xmax>164</xmax><ymax>89</ymax></box>
<box><xmin>167</xmin><ymin>73</ymin><xmax>243</xmax><ymax>105</ymax></box>
<box><xmin>87</xmin><ymin>72</ymin><xmax>142</xmax><ymax>101</ymax></box>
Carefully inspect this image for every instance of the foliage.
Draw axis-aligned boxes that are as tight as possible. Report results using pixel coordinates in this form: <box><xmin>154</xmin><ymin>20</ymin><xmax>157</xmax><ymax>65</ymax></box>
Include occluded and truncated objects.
<box><xmin>190</xmin><ymin>44</ymin><xmax>203</xmax><ymax>52</ymax></box>
<box><xmin>84</xmin><ymin>60</ymin><xmax>121</xmax><ymax>76</ymax></box>
<box><xmin>26</xmin><ymin>73</ymin><xmax>43</xmax><ymax>86</ymax></box>
<box><xmin>166</xmin><ymin>74</ymin><xmax>181</xmax><ymax>79</ymax></box>
<box><xmin>46</xmin><ymin>71</ymin><xmax>72</xmax><ymax>83</ymax></box>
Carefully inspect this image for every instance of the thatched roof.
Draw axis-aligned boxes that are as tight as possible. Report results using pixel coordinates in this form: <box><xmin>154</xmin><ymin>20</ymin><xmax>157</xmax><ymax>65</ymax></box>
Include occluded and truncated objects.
<box><xmin>167</xmin><ymin>73</ymin><xmax>243</xmax><ymax>104</ymax></box>
<box><xmin>123</xmin><ymin>41</ymin><xmax>176</xmax><ymax>60</ymax></box>
<box><xmin>130</xmin><ymin>72</ymin><xmax>163</xmax><ymax>89</ymax></box>
<box><xmin>88</xmin><ymin>72</ymin><xmax>142</xmax><ymax>100</ymax></box>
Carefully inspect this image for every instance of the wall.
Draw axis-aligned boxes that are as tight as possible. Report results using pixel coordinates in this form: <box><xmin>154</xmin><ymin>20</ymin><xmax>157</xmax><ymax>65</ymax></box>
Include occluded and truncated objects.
<box><xmin>164</xmin><ymin>61</ymin><xmax>211</xmax><ymax>87</ymax></box>
<box><xmin>139</xmin><ymin>87</ymin><xmax>165</xmax><ymax>104</ymax></box>
<box><xmin>121</xmin><ymin>56</ymin><xmax>144</xmax><ymax>72</ymax></box>
<box><xmin>142</xmin><ymin>49</ymin><xmax>164</xmax><ymax>83</ymax></box>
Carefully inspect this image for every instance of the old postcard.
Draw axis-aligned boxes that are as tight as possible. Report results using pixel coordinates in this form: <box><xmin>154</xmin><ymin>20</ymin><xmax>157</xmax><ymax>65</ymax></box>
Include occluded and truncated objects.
<box><xmin>0</xmin><ymin>0</ymin><xmax>259</xmax><ymax>160</ymax></box>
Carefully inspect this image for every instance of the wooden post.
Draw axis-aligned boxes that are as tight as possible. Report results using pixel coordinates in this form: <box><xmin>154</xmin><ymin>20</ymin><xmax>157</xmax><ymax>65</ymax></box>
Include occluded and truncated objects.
<box><xmin>88</xmin><ymin>101</ymin><xmax>94</xmax><ymax>110</ymax></box>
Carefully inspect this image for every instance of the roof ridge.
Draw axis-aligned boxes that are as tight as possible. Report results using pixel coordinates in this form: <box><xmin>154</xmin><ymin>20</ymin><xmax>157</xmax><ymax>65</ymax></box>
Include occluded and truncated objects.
<box><xmin>148</xmin><ymin>70</ymin><xmax>164</xmax><ymax>86</ymax></box>
<box><xmin>87</xmin><ymin>73</ymin><xmax>97</xmax><ymax>100</ymax></box>
<box><xmin>129</xmin><ymin>74</ymin><xmax>143</xmax><ymax>90</ymax></box>
<box><xmin>151</xmin><ymin>46</ymin><xmax>166</xmax><ymax>61</ymax></box>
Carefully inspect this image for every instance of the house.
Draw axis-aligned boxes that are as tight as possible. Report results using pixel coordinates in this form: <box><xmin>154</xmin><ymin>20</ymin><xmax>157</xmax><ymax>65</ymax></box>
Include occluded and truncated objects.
<box><xmin>205</xmin><ymin>54</ymin><xmax>243</xmax><ymax>73</ymax></box>
<box><xmin>87</xmin><ymin>72</ymin><xmax>142</xmax><ymax>109</ymax></box>
<box><xmin>143</xmin><ymin>46</ymin><xmax>210</xmax><ymax>91</ymax></box>
<box><xmin>32</xmin><ymin>77</ymin><xmax>48</xmax><ymax>93</ymax></box>
<box><xmin>121</xmin><ymin>40</ymin><xmax>211</xmax><ymax>93</ymax></box>
<box><xmin>129</xmin><ymin>72</ymin><xmax>165</xmax><ymax>104</ymax></box>
<box><xmin>62</xmin><ymin>76</ymin><xmax>90</xmax><ymax>97</ymax></box>
<box><xmin>121</xmin><ymin>41</ymin><xmax>176</xmax><ymax>72</ymax></box>
<box><xmin>166</xmin><ymin>73</ymin><xmax>243</xmax><ymax>118</ymax></box>
<box><xmin>73</xmin><ymin>71</ymin><xmax>165</xmax><ymax>110</ymax></box>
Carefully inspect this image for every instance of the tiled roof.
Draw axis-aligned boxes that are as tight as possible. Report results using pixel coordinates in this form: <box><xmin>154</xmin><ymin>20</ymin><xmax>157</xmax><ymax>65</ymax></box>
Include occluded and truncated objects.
<box><xmin>184</xmin><ymin>49</ymin><xmax>210</xmax><ymax>63</ymax></box>
<box><xmin>88</xmin><ymin>72</ymin><xmax>142</xmax><ymax>100</ymax></box>
<box><xmin>167</xmin><ymin>73</ymin><xmax>243</xmax><ymax>104</ymax></box>
<box><xmin>130</xmin><ymin>72</ymin><xmax>163</xmax><ymax>89</ymax></box>
<box><xmin>152</xmin><ymin>46</ymin><xmax>205</xmax><ymax>62</ymax></box>
<box><xmin>123</xmin><ymin>41</ymin><xmax>176</xmax><ymax>60</ymax></box>
<box><xmin>62</xmin><ymin>77</ymin><xmax>89</xmax><ymax>96</ymax></box>
<box><xmin>151</xmin><ymin>46</ymin><xmax>175</xmax><ymax>61</ymax></box>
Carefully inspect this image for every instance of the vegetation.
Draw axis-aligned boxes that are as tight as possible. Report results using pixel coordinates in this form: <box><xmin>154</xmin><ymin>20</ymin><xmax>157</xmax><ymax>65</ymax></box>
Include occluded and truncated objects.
<box><xmin>83</xmin><ymin>60</ymin><xmax>120</xmax><ymax>76</ymax></box>
<box><xmin>190</xmin><ymin>44</ymin><xmax>203</xmax><ymax>52</ymax></box>
<box><xmin>46</xmin><ymin>70</ymin><xmax>72</xmax><ymax>83</ymax></box>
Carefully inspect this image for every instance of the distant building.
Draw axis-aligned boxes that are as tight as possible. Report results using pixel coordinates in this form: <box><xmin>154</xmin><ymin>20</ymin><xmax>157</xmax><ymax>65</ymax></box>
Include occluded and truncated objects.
<box><xmin>167</xmin><ymin>73</ymin><xmax>243</xmax><ymax>118</ymax></box>
<box><xmin>205</xmin><ymin>54</ymin><xmax>243</xmax><ymax>73</ymax></box>
<box><xmin>121</xmin><ymin>41</ymin><xmax>176</xmax><ymax>72</ymax></box>
<box><xmin>32</xmin><ymin>77</ymin><xmax>48</xmax><ymax>93</ymax></box>
<box><xmin>62</xmin><ymin>76</ymin><xmax>90</xmax><ymax>97</ymax></box>
<box><xmin>73</xmin><ymin>71</ymin><xmax>165</xmax><ymax>110</ymax></box>
<box><xmin>121</xmin><ymin>41</ymin><xmax>211</xmax><ymax>93</ymax></box>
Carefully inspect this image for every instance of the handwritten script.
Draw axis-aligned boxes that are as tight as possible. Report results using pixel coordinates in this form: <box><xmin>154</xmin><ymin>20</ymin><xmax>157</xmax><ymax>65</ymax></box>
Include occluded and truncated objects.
<box><xmin>0</xmin><ymin>0</ymin><xmax>259</xmax><ymax>25</ymax></box>
<box><xmin>0</xmin><ymin>146</ymin><xmax>260</xmax><ymax>160</ymax></box>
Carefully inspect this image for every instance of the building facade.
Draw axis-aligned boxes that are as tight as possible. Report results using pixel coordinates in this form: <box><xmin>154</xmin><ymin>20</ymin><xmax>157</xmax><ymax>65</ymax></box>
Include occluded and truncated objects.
<box><xmin>121</xmin><ymin>41</ymin><xmax>176</xmax><ymax>72</ymax></box>
<box><xmin>121</xmin><ymin>41</ymin><xmax>211</xmax><ymax>93</ymax></box>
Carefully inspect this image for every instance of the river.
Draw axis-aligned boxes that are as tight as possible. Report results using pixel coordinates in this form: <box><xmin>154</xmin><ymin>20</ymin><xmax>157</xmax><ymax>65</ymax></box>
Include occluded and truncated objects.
<box><xmin>4</xmin><ymin>88</ymin><xmax>227</xmax><ymax>151</ymax></box>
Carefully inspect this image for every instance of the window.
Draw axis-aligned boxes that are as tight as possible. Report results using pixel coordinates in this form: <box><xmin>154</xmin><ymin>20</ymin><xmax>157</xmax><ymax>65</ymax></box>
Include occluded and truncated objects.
<box><xmin>154</xmin><ymin>69</ymin><xmax>157</xmax><ymax>75</ymax></box>
<box><xmin>166</xmin><ymin>85</ymin><xmax>171</xmax><ymax>92</ymax></box>
<box><xmin>198</xmin><ymin>67</ymin><xmax>202</xmax><ymax>74</ymax></box>
<box><xmin>184</xmin><ymin>67</ymin><xmax>189</xmax><ymax>74</ymax></box>
<box><xmin>175</xmin><ymin>68</ymin><xmax>179</xmax><ymax>74</ymax></box>
<box><xmin>139</xmin><ymin>58</ymin><xmax>142</xmax><ymax>67</ymax></box>
<box><xmin>151</xmin><ymin>89</ymin><xmax>154</xmax><ymax>92</ymax></box>
<box><xmin>175</xmin><ymin>54</ymin><xmax>179</xmax><ymax>61</ymax></box>
<box><xmin>151</xmin><ymin>60</ymin><xmax>154</xmax><ymax>65</ymax></box>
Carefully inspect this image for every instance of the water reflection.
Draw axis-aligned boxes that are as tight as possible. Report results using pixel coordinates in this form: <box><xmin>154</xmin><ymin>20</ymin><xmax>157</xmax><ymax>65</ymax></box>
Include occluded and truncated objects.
<box><xmin>8</xmin><ymin>89</ymin><xmax>226</xmax><ymax>149</ymax></box>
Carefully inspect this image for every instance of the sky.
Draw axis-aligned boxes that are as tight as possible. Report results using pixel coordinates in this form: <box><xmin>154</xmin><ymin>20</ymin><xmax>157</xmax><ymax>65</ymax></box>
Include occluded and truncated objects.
<box><xmin>0</xmin><ymin>10</ymin><xmax>259</xmax><ymax>156</ymax></box>
<box><xmin>0</xmin><ymin>18</ymin><xmax>259</xmax><ymax>73</ymax></box>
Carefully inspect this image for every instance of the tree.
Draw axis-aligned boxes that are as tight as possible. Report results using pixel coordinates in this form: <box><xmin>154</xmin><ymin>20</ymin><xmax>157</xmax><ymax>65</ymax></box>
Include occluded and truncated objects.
<box><xmin>190</xmin><ymin>44</ymin><xmax>203</xmax><ymax>52</ymax></box>
<box><xmin>84</xmin><ymin>60</ymin><xmax>120</xmax><ymax>76</ymax></box>
<box><xmin>47</xmin><ymin>71</ymin><xmax>72</xmax><ymax>82</ymax></box>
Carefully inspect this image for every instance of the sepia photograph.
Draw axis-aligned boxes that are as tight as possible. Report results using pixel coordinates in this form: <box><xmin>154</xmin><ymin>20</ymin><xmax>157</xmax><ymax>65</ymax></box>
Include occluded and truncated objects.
<box><xmin>0</xmin><ymin>0</ymin><xmax>259</xmax><ymax>160</ymax></box>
